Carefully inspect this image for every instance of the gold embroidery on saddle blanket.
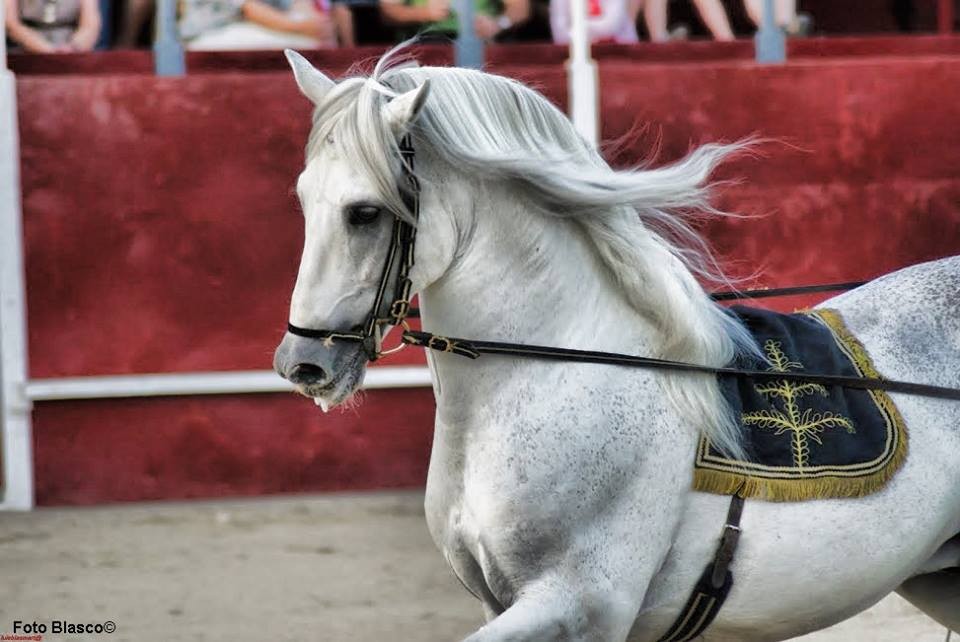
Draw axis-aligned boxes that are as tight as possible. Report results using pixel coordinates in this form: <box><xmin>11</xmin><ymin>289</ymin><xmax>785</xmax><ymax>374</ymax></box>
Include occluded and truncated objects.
<box><xmin>693</xmin><ymin>308</ymin><xmax>908</xmax><ymax>502</ymax></box>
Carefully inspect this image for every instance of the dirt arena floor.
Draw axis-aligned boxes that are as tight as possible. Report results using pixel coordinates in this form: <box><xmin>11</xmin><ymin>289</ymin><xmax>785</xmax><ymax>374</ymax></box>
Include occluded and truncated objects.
<box><xmin>0</xmin><ymin>491</ymin><xmax>950</xmax><ymax>641</ymax></box>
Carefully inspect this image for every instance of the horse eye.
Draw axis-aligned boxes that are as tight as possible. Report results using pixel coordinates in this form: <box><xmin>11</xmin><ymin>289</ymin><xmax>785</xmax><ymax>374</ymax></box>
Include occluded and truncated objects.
<box><xmin>347</xmin><ymin>204</ymin><xmax>382</xmax><ymax>226</ymax></box>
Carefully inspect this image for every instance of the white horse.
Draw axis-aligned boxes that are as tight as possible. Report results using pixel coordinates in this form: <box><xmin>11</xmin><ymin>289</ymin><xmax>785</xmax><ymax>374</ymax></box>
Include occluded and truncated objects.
<box><xmin>273</xmin><ymin>48</ymin><xmax>960</xmax><ymax>640</ymax></box>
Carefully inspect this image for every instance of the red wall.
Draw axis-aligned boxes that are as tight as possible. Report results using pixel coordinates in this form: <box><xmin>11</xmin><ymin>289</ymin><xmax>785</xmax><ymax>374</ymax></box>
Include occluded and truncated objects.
<box><xmin>33</xmin><ymin>391</ymin><xmax>437</xmax><ymax>505</ymax></box>
<box><xmin>17</xmin><ymin>45</ymin><xmax>960</xmax><ymax>505</ymax></box>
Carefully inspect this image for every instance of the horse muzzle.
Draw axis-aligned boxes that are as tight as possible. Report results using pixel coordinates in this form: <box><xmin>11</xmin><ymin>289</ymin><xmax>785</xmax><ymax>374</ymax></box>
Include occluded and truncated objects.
<box><xmin>273</xmin><ymin>332</ymin><xmax>366</xmax><ymax>411</ymax></box>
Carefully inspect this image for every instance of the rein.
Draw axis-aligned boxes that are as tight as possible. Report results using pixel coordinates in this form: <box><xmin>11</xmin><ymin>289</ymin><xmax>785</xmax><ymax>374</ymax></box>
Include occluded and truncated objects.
<box><xmin>399</xmin><ymin>331</ymin><xmax>960</xmax><ymax>401</ymax></box>
<box><xmin>285</xmin><ymin>138</ymin><xmax>960</xmax><ymax>402</ymax></box>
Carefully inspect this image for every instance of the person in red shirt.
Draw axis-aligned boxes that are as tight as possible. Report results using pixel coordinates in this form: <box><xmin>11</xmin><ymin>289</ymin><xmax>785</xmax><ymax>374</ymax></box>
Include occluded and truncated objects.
<box><xmin>550</xmin><ymin>0</ymin><xmax>641</xmax><ymax>44</ymax></box>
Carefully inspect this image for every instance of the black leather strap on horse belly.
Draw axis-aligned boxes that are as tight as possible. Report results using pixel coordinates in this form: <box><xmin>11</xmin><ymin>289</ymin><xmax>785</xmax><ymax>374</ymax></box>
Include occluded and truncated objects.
<box><xmin>657</xmin><ymin>494</ymin><xmax>744</xmax><ymax>642</ymax></box>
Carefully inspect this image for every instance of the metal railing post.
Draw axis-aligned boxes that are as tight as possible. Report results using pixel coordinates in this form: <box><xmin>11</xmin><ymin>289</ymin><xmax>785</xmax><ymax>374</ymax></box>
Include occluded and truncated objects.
<box><xmin>567</xmin><ymin>0</ymin><xmax>598</xmax><ymax>146</ymax></box>
<box><xmin>755</xmin><ymin>0</ymin><xmax>786</xmax><ymax>64</ymax></box>
<box><xmin>455</xmin><ymin>0</ymin><xmax>484</xmax><ymax>69</ymax></box>
<box><xmin>0</xmin><ymin>8</ymin><xmax>35</xmax><ymax>511</ymax></box>
<box><xmin>153</xmin><ymin>0</ymin><xmax>186</xmax><ymax>76</ymax></box>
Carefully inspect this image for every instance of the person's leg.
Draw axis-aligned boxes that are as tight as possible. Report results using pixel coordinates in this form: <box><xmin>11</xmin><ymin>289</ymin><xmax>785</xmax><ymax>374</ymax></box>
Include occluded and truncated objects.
<box><xmin>331</xmin><ymin>2</ymin><xmax>355</xmax><ymax>46</ymax></box>
<box><xmin>643</xmin><ymin>0</ymin><xmax>669</xmax><ymax>41</ymax></box>
<box><xmin>186</xmin><ymin>21</ymin><xmax>320</xmax><ymax>49</ymax></box>
<box><xmin>116</xmin><ymin>0</ymin><xmax>153</xmax><ymax>47</ymax></box>
<box><xmin>95</xmin><ymin>0</ymin><xmax>112</xmax><ymax>48</ymax></box>
<box><xmin>744</xmin><ymin>0</ymin><xmax>799</xmax><ymax>29</ymax></box>
<box><xmin>693</xmin><ymin>0</ymin><xmax>734</xmax><ymax>40</ymax></box>
<box><xmin>892</xmin><ymin>0</ymin><xmax>917</xmax><ymax>32</ymax></box>
<box><xmin>776</xmin><ymin>0</ymin><xmax>795</xmax><ymax>25</ymax></box>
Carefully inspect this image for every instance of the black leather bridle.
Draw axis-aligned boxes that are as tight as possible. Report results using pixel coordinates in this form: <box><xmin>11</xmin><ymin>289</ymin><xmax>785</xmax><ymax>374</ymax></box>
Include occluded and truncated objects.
<box><xmin>287</xmin><ymin>134</ymin><xmax>420</xmax><ymax>361</ymax></box>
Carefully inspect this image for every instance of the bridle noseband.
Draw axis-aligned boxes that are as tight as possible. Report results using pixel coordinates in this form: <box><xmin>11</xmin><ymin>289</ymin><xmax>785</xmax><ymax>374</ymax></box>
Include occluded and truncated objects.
<box><xmin>286</xmin><ymin>134</ymin><xmax>420</xmax><ymax>361</ymax></box>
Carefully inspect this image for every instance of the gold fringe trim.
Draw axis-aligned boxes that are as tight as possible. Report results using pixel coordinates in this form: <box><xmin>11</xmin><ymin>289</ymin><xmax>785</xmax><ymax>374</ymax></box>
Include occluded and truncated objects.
<box><xmin>693</xmin><ymin>309</ymin><xmax>909</xmax><ymax>502</ymax></box>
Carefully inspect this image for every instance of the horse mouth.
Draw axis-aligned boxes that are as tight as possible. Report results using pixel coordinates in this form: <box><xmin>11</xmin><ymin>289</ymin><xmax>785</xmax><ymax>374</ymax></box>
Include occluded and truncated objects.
<box><xmin>296</xmin><ymin>354</ymin><xmax>366</xmax><ymax>412</ymax></box>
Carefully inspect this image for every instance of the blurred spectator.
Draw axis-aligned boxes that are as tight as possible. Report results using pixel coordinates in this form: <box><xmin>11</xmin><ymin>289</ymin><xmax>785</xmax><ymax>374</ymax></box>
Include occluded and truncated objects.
<box><xmin>179</xmin><ymin>0</ymin><xmax>340</xmax><ymax>49</ymax></box>
<box><xmin>503</xmin><ymin>0</ymin><xmax>549</xmax><ymax>40</ymax></box>
<box><xmin>742</xmin><ymin>0</ymin><xmax>810</xmax><ymax>35</ymax></box>
<box><xmin>380</xmin><ymin>0</ymin><xmax>530</xmax><ymax>41</ymax></box>
<box><xmin>115</xmin><ymin>0</ymin><xmax>153</xmax><ymax>47</ymax></box>
<box><xmin>550</xmin><ymin>0</ymin><xmax>641</xmax><ymax>43</ymax></box>
<box><xmin>330</xmin><ymin>0</ymin><xmax>396</xmax><ymax>44</ymax></box>
<box><xmin>5</xmin><ymin>0</ymin><xmax>102</xmax><ymax>52</ymax></box>
<box><xmin>330</xmin><ymin>0</ymin><xmax>356</xmax><ymax>45</ymax></box>
<box><xmin>643</xmin><ymin>0</ymin><xmax>733</xmax><ymax>41</ymax></box>
<box><xmin>892</xmin><ymin>0</ymin><xmax>916</xmax><ymax>31</ymax></box>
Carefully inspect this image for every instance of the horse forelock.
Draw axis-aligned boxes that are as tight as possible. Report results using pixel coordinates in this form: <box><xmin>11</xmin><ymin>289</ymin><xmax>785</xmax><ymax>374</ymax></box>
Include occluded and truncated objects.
<box><xmin>302</xmin><ymin>45</ymin><xmax>758</xmax><ymax>458</ymax></box>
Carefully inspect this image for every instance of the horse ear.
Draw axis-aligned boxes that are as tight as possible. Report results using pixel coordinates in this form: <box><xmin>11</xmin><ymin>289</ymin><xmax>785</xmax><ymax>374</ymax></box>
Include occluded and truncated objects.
<box><xmin>285</xmin><ymin>49</ymin><xmax>334</xmax><ymax>104</ymax></box>
<box><xmin>384</xmin><ymin>80</ymin><xmax>431</xmax><ymax>137</ymax></box>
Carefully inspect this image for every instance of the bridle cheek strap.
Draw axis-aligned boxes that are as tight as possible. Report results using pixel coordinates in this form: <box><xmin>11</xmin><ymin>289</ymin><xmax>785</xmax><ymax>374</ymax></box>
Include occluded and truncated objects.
<box><xmin>286</xmin><ymin>134</ymin><xmax>420</xmax><ymax>361</ymax></box>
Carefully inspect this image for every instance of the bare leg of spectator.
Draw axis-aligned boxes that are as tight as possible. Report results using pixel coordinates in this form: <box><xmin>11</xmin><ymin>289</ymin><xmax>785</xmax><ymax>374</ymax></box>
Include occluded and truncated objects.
<box><xmin>116</xmin><ymin>0</ymin><xmax>153</xmax><ymax>47</ymax></box>
<box><xmin>331</xmin><ymin>3</ymin><xmax>354</xmax><ymax>46</ymax></box>
<box><xmin>744</xmin><ymin>0</ymin><xmax>796</xmax><ymax>29</ymax></box>
<box><xmin>243</xmin><ymin>0</ymin><xmax>335</xmax><ymax>42</ymax></box>
<box><xmin>892</xmin><ymin>0</ymin><xmax>917</xmax><ymax>31</ymax></box>
<box><xmin>628</xmin><ymin>0</ymin><xmax>643</xmax><ymax>32</ymax></box>
<box><xmin>693</xmin><ymin>0</ymin><xmax>734</xmax><ymax>40</ymax></box>
<box><xmin>643</xmin><ymin>0</ymin><xmax>670</xmax><ymax>41</ymax></box>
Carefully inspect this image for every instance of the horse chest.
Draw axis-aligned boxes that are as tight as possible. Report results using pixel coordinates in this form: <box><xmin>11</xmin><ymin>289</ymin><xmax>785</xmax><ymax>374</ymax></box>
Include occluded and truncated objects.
<box><xmin>424</xmin><ymin>486</ymin><xmax>509</xmax><ymax>611</ymax></box>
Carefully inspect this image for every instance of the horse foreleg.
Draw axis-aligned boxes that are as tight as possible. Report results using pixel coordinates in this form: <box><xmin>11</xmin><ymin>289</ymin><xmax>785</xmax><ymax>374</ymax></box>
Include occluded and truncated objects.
<box><xmin>897</xmin><ymin>568</ymin><xmax>960</xmax><ymax>632</ymax></box>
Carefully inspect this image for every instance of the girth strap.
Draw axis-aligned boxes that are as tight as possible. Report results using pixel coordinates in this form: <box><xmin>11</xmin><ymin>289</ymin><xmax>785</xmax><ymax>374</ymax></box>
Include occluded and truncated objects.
<box><xmin>657</xmin><ymin>493</ymin><xmax>745</xmax><ymax>642</ymax></box>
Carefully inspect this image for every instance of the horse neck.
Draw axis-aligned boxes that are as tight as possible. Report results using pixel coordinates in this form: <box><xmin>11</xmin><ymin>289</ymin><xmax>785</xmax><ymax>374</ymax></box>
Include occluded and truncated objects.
<box><xmin>418</xmin><ymin>183</ymin><xmax>657</xmax><ymax>355</ymax></box>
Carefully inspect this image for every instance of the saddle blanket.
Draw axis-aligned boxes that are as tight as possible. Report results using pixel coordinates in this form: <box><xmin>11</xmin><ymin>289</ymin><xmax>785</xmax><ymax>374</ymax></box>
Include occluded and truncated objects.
<box><xmin>694</xmin><ymin>306</ymin><xmax>907</xmax><ymax>502</ymax></box>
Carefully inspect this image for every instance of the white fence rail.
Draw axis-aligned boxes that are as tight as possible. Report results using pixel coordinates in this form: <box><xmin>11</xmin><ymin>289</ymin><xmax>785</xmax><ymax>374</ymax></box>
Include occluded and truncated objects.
<box><xmin>24</xmin><ymin>366</ymin><xmax>432</xmax><ymax>401</ymax></box>
<box><xmin>1</xmin><ymin>15</ymin><xmax>34</xmax><ymax>511</ymax></box>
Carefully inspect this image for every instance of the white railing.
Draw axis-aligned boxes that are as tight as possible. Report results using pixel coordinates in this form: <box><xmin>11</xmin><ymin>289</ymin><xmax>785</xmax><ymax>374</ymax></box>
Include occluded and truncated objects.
<box><xmin>23</xmin><ymin>366</ymin><xmax>432</xmax><ymax>401</ymax></box>
<box><xmin>0</xmin><ymin>11</ymin><xmax>34</xmax><ymax>511</ymax></box>
<box><xmin>567</xmin><ymin>0</ymin><xmax>599</xmax><ymax>146</ymax></box>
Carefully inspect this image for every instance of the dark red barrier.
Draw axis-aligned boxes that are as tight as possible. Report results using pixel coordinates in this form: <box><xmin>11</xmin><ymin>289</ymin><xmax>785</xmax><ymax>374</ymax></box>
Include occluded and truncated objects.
<box><xmin>598</xmin><ymin>57</ymin><xmax>960</xmax><ymax>286</ymax></box>
<box><xmin>32</xmin><ymin>389</ymin><xmax>437</xmax><ymax>506</ymax></box>
<box><xmin>18</xmin><ymin>50</ymin><xmax>960</xmax><ymax>505</ymax></box>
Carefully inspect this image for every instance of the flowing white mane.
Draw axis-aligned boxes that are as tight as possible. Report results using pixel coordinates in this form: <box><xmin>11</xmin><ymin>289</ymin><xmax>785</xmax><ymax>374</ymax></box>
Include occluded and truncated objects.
<box><xmin>304</xmin><ymin>48</ymin><xmax>760</xmax><ymax>458</ymax></box>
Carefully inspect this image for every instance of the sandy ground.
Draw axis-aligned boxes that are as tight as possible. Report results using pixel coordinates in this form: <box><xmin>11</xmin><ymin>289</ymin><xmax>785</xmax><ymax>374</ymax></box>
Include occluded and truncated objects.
<box><xmin>0</xmin><ymin>491</ymin><xmax>950</xmax><ymax>642</ymax></box>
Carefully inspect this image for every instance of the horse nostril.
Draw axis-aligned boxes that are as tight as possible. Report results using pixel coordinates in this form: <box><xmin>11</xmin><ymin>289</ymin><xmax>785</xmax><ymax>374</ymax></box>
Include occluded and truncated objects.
<box><xmin>289</xmin><ymin>363</ymin><xmax>327</xmax><ymax>386</ymax></box>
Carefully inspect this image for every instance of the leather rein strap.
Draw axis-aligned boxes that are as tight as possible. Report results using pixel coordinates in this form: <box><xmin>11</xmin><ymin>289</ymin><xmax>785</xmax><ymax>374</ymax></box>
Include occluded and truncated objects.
<box><xmin>400</xmin><ymin>330</ymin><xmax>960</xmax><ymax>401</ymax></box>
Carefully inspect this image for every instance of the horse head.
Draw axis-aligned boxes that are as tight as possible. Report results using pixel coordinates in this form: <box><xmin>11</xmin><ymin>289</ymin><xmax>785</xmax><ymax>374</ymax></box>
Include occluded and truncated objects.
<box><xmin>273</xmin><ymin>51</ymin><xmax>455</xmax><ymax>411</ymax></box>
